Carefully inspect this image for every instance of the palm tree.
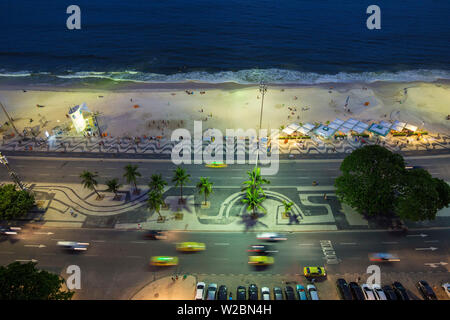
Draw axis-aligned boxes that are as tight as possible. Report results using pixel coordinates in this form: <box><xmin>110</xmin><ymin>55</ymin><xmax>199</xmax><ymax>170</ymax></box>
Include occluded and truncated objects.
<box><xmin>241</xmin><ymin>187</ymin><xmax>266</xmax><ymax>219</ymax></box>
<box><xmin>172</xmin><ymin>167</ymin><xmax>190</xmax><ymax>203</ymax></box>
<box><xmin>282</xmin><ymin>200</ymin><xmax>294</xmax><ymax>216</ymax></box>
<box><xmin>149</xmin><ymin>174</ymin><xmax>167</xmax><ymax>193</ymax></box>
<box><xmin>105</xmin><ymin>178</ymin><xmax>122</xmax><ymax>200</ymax></box>
<box><xmin>123</xmin><ymin>164</ymin><xmax>141</xmax><ymax>194</ymax></box>
<box><xmin>197</xmin><ymin>177</ymin><xmax>213</xmax><ymax>205</ymax></box>
<box><xmin>242</xmin><ymin>167</ymin><xmax>270</xmax><ymax>194</ymax></box>
<box><xmin>80</xmin><ymin>170</ymin><xmax>101</xmax><ymax>199</ymax></box>
<box><xmin>148</xmin><ymin>190</ymin><xmax>164</xmax><ymax>220</ymax></box>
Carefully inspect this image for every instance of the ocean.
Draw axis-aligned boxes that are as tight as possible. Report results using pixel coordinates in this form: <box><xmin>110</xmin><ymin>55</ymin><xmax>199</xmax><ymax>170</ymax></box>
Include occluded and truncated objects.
<box><xmin>1</xmin><ymin>0</ymin><xmax>450</xmax><ymax>85</ymax></box>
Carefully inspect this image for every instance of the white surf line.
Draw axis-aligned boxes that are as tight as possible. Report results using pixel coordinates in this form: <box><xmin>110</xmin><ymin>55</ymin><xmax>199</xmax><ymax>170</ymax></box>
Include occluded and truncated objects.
<box><xmin>214</xmin><ymin>243</ymin><xmax>230</xmax><ymax>246</ymax></box>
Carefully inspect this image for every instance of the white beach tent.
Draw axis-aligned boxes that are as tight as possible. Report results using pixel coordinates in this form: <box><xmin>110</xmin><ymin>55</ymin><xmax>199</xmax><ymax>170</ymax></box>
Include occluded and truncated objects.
<box><xmin>404</xmin><ymin>123</ymin><xmax>418</xmax><ymax>132</ymax></box>
<box><xmin>314</xmin><ymin>124</ymin><xmax>336</xmax><ymax>138</ymax></box>
<box><xmin>282</xmin><ymin>123</ymin><xmax>301</xmax><ymax>135</ymax></box>
<box><xmin>391</xmin><ymin>120</ymin><xmax>406</xmax><ymax>132</ymax></box>
<box><xmin>328</xmin><ymin>118</ymin><xmax>345</xmax><ymax>130</ymax></box>
<box><xmin>297</xmin><ymin>122</ymin><xmax>315</xmax><ymax>135</ymax></box>
<box><xmin>352</xmin><ymin>122</ymin><xmax>369</xmax><ymax>134</ymax></box>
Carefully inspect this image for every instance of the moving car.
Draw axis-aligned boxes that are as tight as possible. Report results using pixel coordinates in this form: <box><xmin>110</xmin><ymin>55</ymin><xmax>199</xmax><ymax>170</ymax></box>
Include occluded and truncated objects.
<box><xmin>248</xmin><ymin>284</ymin><xmax>258</xmax><ymax>300</ymax></box>
<box><xmin>57</xmin><ymin>241</ymin><xmax>90</xmax><ymax>251</ymax></box>
<box><xmin>392</xmin><ymin>281</ymin><xmax>410</xmax><ymax>300</ymax></box>
<box><xmin>382</xmin><ymin>285</ymin><xmax>397</xmax><ymax>300</ymax></box>
<box><xmin>349</xmin><ymin>282</ymin><xmax>365</xmax><ymax>301</ymax></box>
<box><xmin>0</xmin><ymin>226</ymin><xmax>21</xmax><ymax>235</ymax></box>
<box><xmin>336</xmin><ymin>278</ymin><xmax>353</xmax><ymax>300</ymax></box>
<box><xmin>195</xmin><ymin>282</ymin><xmax>205</xmax><ymax>300</ymax></box>
<box><xmin>256</xmin><ymin>233</ymin><xmax>287</xmax><ymax>241</ymax></box>
<box><xmin>442</xmin><ymin>283</ymin><xmax>450</xmax><ymax>299</ymax></box>
<box><xmin>273</xmin><ymin>287</ymin><xmax>283</xmax><ymax>300</ymax></box>
<box><xmin>236</xmin><ymin>286</ymin><xmax>246</xmax><ymax>300</ymax></box>
<box><xmin>218</xmin><ymin>285</ymin><xmax>228</xmax><ymax>300</ymax></box>
<box><xmin>176</xmin><ymin>242</ymin><xmax>206</xmax><ymax>252</ymax></box>
<box><xmin>416</xmin><ymin>280</ymin><xmax>437</xmax><ymax>300</ymax></box>
<box><xmin>372</xmin><ymin>284</ymin><xmax>387</xmax><ymax>300</ymax></box>
<box><xmin>261</xmin><ymin>287</ymin><xmax>270</xmax><ymax>300</ymax></box>
<box><xmin>369</xmin><ymin>253</ymin><xmax>400</xmax><ymax>262</ymax></box>
<box><xmin>248</xmin><ymin>256</ymin><xmax>274</xmax><ymax>266</ymax></box>
<box><xmin>206</xmin><ymin>283</ymin><xmax>218</xmax><ymax>300</ymax></box>
<box><xmin>144</xmin><ymin>230</ymin><xmax>168</xmax><ymax>240</ymax></box>
<box><xmin>247</xmin><ymin>244</ymin><xmax>277</xmax><ymax>255</ymax></box>
<box><xmin>296</xmin><ymin>284</ymin><xmax>308</xmax><ymax>300</ymax></box>
<box><xmin>303</xmin><ymin>266</ymin><xmax>326</xmax><ymax>278</ymax></box>
<box><xmin>307</xmin><ymin>284</ymin><xmax>319</xmax><ymax>300</ymax></box>
<box><xmin>284</xmin><ymin>286</ymin><xmax>296</xmax><ymax>300</ymax></box>
<box><xmin>150</xmin><ymin>256</ymin><xmax>178</xmax><ymax>266</ymax></box>
<box><xmin>361</xmin><ymin>284</ymin><xmax>376</xmax><ymax>300</ymax></box>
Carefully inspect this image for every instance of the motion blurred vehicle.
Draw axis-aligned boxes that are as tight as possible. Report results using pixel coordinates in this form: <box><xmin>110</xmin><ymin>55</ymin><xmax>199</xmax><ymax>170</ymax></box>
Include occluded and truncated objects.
<box><xmin>144</xmin><ymin>230</ymin><xmax>167</xmax><ymax>240</ymax></box>
<box><xmin>349</xmin><ymin>282</ymin><xmax>365</xmax><ymax>301</ymax></box>
<box><xmin>416</xmin><ymin>280</ymin><xmax>437</xmax><ymax>300</ymax></box>
<box><xmin>247</xmin><ymin>244</ymin><xmax>277</xmax><ymax>255</ymax></box>
<box><xmin>248</xmin><ymin>256</ymin><xmax>274</xmax><ymax>266</ymax></box>
<box><xmin>284</xmin><ymin>286</ymin><xmax>295</xmax><ymax>300</ymax></box>
<box><xmin>261</xmin><ymin>287</ymin><xmax>270</xmax><ymax>300</ymax></box>
<box><xmin>150</xmin><ymin>256</ymin><xmax>178</xmax><ymax>266</ymax></box>
<box><xmin>205</xmin><ymin>161</ymin><xmax>227</xmax><ymax>168</ymax></box>
<box><xmin>303</xmin><ymin>266</ymin><xmax>326</xmax><ymax>278</ymax></box>
<box><xmin>442</xmin><ymin>283</ymin><xmax>450</xmax><ymax>298</ymax></box>
<box><xmin>382</xmin><ymin>285</ymin><xmax>397</xmax><ymax>300</ymax></box>
<box><xmin>273</xmin><ymin>287</ymin><xmax>283</xmax><ymax>300</ymax></box>
<box><xmin>372</xmin><ymin>284</ymin><xmax>387</xmax><ymax>300</ymax></box>
<box><xmin>256</xmin><ymin>232</ymin><xmax>287</xmax><ymax>241</ymax></box>
<box><xmin>195</xmin><ymin>282</ymin><xmax>205</xmax><ymax>300</ymax></box>
<box><xmin>392</xmin><ymin>281</ymin><xmax>410</xmax><ymax>300</ymax></box>
<box><xmin>405</xmin><ymin>165</ymin><xmax>422</xmax><ymax>170</ymax></box>
<box><xmin>296</xmin><ymin>284</ymin><xmax>308</xmax><ymax>300</ymax></box>
<box><xmin>236</xmin><ymin>286</ymin><xmax>246</xmax><ymax>300</ymax></box>
<box><xmin>176</xmin><ymin>242</ymin><xmax>206</xmax><ymax>252</ymax></box>
<box><xmin>0</xmin><ymin>226</ymin><xmax>21</xmax><ymax>235</ymax></box>
<box><xmin>206</xmin><ymin>283</ymin><xmax>217</xmax><ymax>300</ymax></box>
<box><xmin>361</xmin><ymin>284</ymin><xmax>376</xmax><ymax>300</ymax></box>
<box><xmin>57</xmin><ymin>241</ymin><xmax>90</xmax><ymax>251</ymax></box>
<box><xmin>369</xmin><ymin>253</ymin><xmax>400</xmax><ymax>262</ymax></box>
<box><xmin>218</xmin><ymin>285</ymin><xmax>228</xmax><ymax>300</ymax></box>
<box><xmin>336</xmin><ymin>279</ymin><xmax>353</xmax><ymax>300</ymax></box>
<box><xmin>307</xmin><ymin>284</ymin><xmax>319</xmax><ymax>300</ymax></box>
<box><xmin>248</xmin><ymin>284</ymin><xmax>258</xmax><ymax>300</ymax></box>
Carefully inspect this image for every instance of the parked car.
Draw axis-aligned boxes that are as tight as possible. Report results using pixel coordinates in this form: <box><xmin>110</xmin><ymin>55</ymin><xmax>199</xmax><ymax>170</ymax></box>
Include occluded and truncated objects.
<box><xmin>417</xmin><ymin>280</ymin><xmax>437</xmax><ymax>300</ymax></box>
<box><xmin>248</xmin><ymin>284</ymin><xmax>258</xmax><ymax>300</ymax></box>
<box><xmin>349</xmin><ymin>282</ymin><xmax>365</xmax><ymax>301</ymax></box>
<box><xmin>382</xmin><ymin>285</ymin><xmax>397</xmax><ymax>300</ymax></box>
<box><xmin>236</xmin><ymin>286</ymin><xmax>246</xmax><ymax>300</ymax></box>
<box><xmin>273</xmin><ymin>287</ymin><xmax>283</xmax><ymax>300</ymax></box>
<box><xmin>206</xmin><ymin>283</ymin><xmax>217</xmax><ymax>300</ymax></box>
<box><xmin>392</xmin><ymin>281</ymin><xmax>410</xmax><ymax>300</ymax></box>
<box><xmin>442</xmin><ymin>283</ymin><xmax>450</xmax><ymax>299</ymax></box>
<box><xmin>261</xmin><ymin>287</ymin><xmax>270</xmax><ymax>300</ymax></box>
<box><xmin>335</xmin><ymin>279</ymin><xmax>353</xmax><ymax>300</ymax></box>
<box><xmin>307</xmin><ymin>284</ymin><xmax>319</xmax><ymax>300</ymax></box>
<box><xmin>284</xmin><ymin>286</ymin><xmax>295</xmax><ymax>300</ymax></box>
<box><xmin>218</xmin><ymin>285</ymin><xmax>228</xmax><ymax>300</ymax></box>
<box><xmin>372</xmin><ymin>284</ymin><xmax>387</xmax><ymax>300</ymax></box>
<box><xmin>296</xmin><ymin>284</ymin><xmax>308</xmax><ymax>300</ymax></box>
<box><xmin>195</xmin><ymin>282</ymin><xmax>205</xmax><ymax>300</ymax></box>
<box><xmin>361</xmin><ymin>284</ymin><xmax>376</xmax><ymax>300</ymax></box>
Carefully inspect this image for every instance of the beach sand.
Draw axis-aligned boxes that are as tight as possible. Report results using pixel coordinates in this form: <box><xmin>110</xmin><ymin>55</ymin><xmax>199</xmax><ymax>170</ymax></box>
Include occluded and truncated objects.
<box><xmin>0</xmin><ymin>81</ymin><xmax>449</xmax><ymax>139</ymax></box>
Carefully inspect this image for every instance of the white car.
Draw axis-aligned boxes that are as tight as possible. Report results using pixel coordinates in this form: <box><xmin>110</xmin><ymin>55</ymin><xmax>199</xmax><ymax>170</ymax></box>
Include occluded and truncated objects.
<box><xmin>57</xmin><ymin>241</ymin><xmax>90</xmax><ymax>251</ymax></box>
<box><xmin>442</xmin><ymin>283</ymin><xmax>450</xmax><ymax>298</ymax></box>
<box><xmin>195</xmin><ymin>282</ymin><xmax>205</xmax><ymax>300</ymax></box>
<box><xmin>307</xmin><ymin>284</ymin><xmax>319</xmax><ymax>300</ymax></box>
<box><xmin>361</xmin><ymin>284</ymin><xmax>376</xmax><ymax>300</ymax></box>
<box><xmin>261</xmin><ymin>287</ymin><xmax>270</xmax><ymax>300</ymax></box>
<box><xmin>372</xmin><ymin>284</ymin><xmax>387</xmax><ymax>300</ymax></box>
<box><xmin>256</xmin><ymin>233</ymin><xmax>287</xmax><ymax>241</ymax></box>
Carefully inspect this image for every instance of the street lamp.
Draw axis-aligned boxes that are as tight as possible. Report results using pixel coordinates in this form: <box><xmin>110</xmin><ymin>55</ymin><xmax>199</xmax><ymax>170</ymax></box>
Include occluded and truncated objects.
<box><xmin>258</xmin><ymin>81</ymin><xmax>267</xmax><ymax>130</ymax></box>
<box><xmin>0</xmin><ymin>151</ymin><xmax>26</xmax><ymax>191</ymax></box>
<box><xmin>0</xmin><ymin>100</ymin><xmax>20</xmax><ymax>137</ymax></box>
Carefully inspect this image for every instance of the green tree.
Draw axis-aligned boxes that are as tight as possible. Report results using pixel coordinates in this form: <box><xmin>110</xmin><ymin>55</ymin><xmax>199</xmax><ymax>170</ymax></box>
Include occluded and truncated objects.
<box><xmin>147</xmin><ymin>190</ymin><xmax>164</xmax><ymax>220</ymax></box>
<box><xmin>197</xmin><ymin>177</ymin><xmax>213</xmax><ymax>205</ymax></box>
<box><xmin>334</xmin><ymin>145</ymin><xmax>405</xmax><ymax>217</ymax></box>
<box><xmin>282</xmin><ymin>200</ymin><xmax>294</xmax><ymax>215</ymax></box>
<box><xmin>149</xmin><ymin>174</ymin><xmax>167</xmax><ymax>193</ymax></box>
<box><xmin>242</xmin><ymin>167</ymin><xmax>270</xmax><ymax>194</ymax></box>
<box><xmin>433</xmin><ymin>177</ymin><xmax>450</xmax><ymax>211</ymax></box>
<box><xmin>0</xmin><ymin>261</ymin><xmax>74</xmax><ymax>300</ymax></box>
<box><xmin>172</xmin><ymin>167</ymin><xmax>190</xmax><ymax>203</ymax></box>
<box><xmin>79</xmin><ymin>170</ymin><xmax>101</xmax><ymax>199</ymax></box>
<box><xmin>105</xmin><ymin>178</ymin><xmax>122</xmax><ymax>200</ymax></box>
<box><xmin>123</xmin><ymin>164</ymin><xmax>141</xmax><ymax>194</ymax></box>
<box><xmin>241</xmin><ymin>187</ymin><xmax>267</xmax><ymax>219</ymax></box>
<box><xmin>0</xmin><ymin>184</ymin><xmax>35</xmax><ymax>220</ymax></box>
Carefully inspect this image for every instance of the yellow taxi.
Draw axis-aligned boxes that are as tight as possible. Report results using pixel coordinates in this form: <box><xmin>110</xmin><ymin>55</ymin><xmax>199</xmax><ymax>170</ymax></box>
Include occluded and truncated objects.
<box><xmin>205</xmin><ymin>161</ymin><xmax>228</xmax><ymax>168</ymax></box>
<box><xmin>176</xmin><ymin>242</ymin><xmax>206</xmax><ymax>252</ymax></box>
<box><xmin>303</xmin><ymin>266</ymin><xmax>326</xmax><ymax>277</ymax></box>
<box><xmin>248</xmin><ymin>256</ymin><xmax>274</xmax><ymax>266</ymax></box>
<box><xmin>150</xmin><ymin>256</ymin><xmax>179</xmax><ymax>266</ymax></box>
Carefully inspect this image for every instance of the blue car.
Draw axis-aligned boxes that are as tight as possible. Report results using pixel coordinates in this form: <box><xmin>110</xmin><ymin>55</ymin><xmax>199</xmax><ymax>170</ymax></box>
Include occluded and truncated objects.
<box><xmin>296</xmin><ymin>284</ymin><xmax>308</xmax><ymax>300</ymax></box>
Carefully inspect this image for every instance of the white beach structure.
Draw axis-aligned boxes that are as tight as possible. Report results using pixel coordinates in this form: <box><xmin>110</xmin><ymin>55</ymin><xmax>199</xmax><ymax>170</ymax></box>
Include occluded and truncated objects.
<box><xmin>297</xmin><ymin>122</ymin><xmax>315</xmax><ymax>135</ymax></box>
<box><xmin>68</xmin><ymin>104</ymin><xmax>87</xmax><ymax>133</ymax></box>
<box><xmin>282</xmin><ymin>123</ymin><xmax>301</xmax><ymax>136</ymax></box>
<box><xmin>391</xmin><ymin>120</ymin><xmax>406</xmax><ymax>132</ymax></box>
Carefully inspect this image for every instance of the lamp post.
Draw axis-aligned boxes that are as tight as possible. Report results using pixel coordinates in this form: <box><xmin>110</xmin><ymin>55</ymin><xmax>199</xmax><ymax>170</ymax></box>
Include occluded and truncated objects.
<box><xmin>0</xmin><ymin>152</ymin><xmax>26</xmax><ymax>191</ymax></box>
<box><xmin>0</xmin><ymin>101</ymin><xmax>20</xmax><ymax>137</ymax></box>
<box><xmin>258</xmin><ymin>81</ymin><xmax>267</xmax><ymax>131</ymax></box>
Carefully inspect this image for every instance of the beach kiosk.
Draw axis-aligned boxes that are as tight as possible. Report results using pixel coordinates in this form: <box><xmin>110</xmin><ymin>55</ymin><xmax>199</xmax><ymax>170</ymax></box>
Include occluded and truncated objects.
<box><xmin>68</xmin><ymin>104</ymin><xmax>87</xmax><ymax>133</ymax></box>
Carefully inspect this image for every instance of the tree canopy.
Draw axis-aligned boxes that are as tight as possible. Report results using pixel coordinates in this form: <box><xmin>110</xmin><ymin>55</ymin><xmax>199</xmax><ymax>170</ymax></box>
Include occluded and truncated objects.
<box><xmin>0</xmin><ymin>184</ymin><xmax>35</xmax><ymax>219</ymax></box>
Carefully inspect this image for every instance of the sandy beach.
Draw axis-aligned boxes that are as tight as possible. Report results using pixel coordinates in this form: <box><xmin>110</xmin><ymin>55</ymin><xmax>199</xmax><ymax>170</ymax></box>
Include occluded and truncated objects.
<box><xmin>0</xmin><ymin>81</ymin><xmax>449</xmax><ymax>140</ymax></box>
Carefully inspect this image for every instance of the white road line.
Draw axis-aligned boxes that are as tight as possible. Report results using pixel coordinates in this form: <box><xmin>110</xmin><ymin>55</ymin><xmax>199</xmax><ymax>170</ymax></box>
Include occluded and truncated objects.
<box><xmin>37</xmin><ymin>173</ymin><xmax>50</xmax><ymax>176</ymax></box>
<box><xmin>340</xmin><ymin>242</ymin><xmax>357</xmax><ymax>245</ymax></box>
<box><xmin>214</xmin><ymin>243</ymin><xmax>230</xmax><ymax>246</ymax></box>
<box><xmin>85</xmin><ymin>254</ymin><xmax>98</xmax><ymax>257</ymax></box>
<box><xmin>130</xmin><ymin>241</ymin><xmax>146</xmax><ymax>244</ymax></box>
<box><xmin>0</xmin><ymin>252</ymin><xmax>14</xmax><ymax>254</ymax></box>
<box><xmin>382</xmin><ymin>242</ymin><xmax>398</xmax><ymax>244</ymax></box>
<box><xmin>212</xmin><ymin>258</ymin><xmax>229</xmax><ymax>261</ymax></box>
<box><xmin>92</xmin><ymin>240</ymin><xmax>106</xmax><ymax>243</ymax></box>
<box><xmin>42</xmin><ymin>253</ymin><xmax>56</xmax><ymax>256</ymax></box>
<box><xmin>51</xmin><ymin>239</ymin><xmax>65</xmax><ymax>241</ymax></box>
<box><xmin>424</xmin><ymin>240</ymin><xmax>439</xmax><ymax>243</ymax></box>
<box><xmin>298</xmin><ymin>243</ymin><xmax>314</xmax><ymax>246</ymax></box>
<box><xmin>126</xmin><ymin>256</ymin><xmax>144</xmax><ymax>259</ymax></box>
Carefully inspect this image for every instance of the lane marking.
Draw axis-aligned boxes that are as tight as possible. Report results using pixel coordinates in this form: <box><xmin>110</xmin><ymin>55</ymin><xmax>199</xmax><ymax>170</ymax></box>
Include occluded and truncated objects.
<box><xmin>85</xmin><ymin>254</ymin><xmax>98</xmax><ymax>257</ymax></box>
<box><xmin>339</xmin><ymin>242</ymin><xmax>357</xmax><ymax>245</ymax></box>
<box><xmin>92</xmin><ymin>240</ymin><xmax>106</xmax><ymax>243</ymax></box>
<box><xmin>424</xmin><ymin>240</ymin><xmax>439</xmax><ymax>243</ymax></box>
<box><xmin>298</xmin><ymin>243</ymin><xmax>314</xmax><ymax>246</ymax></box>
<box><xmin>382</xmin><ymin>242</ymin><xmax>398</xmax><ymax>244</ymax></box>
<box><xmin>0</xmin><ymin>251</ymin><xmax>14</xmax><ymax>254</ymax></box>
<box><xmin>130</xmin><ymin>241</ymin><xmax>146</xmax><ymax>244</ymax></box>
<box><xmin>214</xmin><ymin>243</ymin><xmax>230</xmax><ymax>246</ymax></box>
<box><xmin>126</xmin><ymin>256</ymin><xmax>144</xmax><ymax>259</ymax></box>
